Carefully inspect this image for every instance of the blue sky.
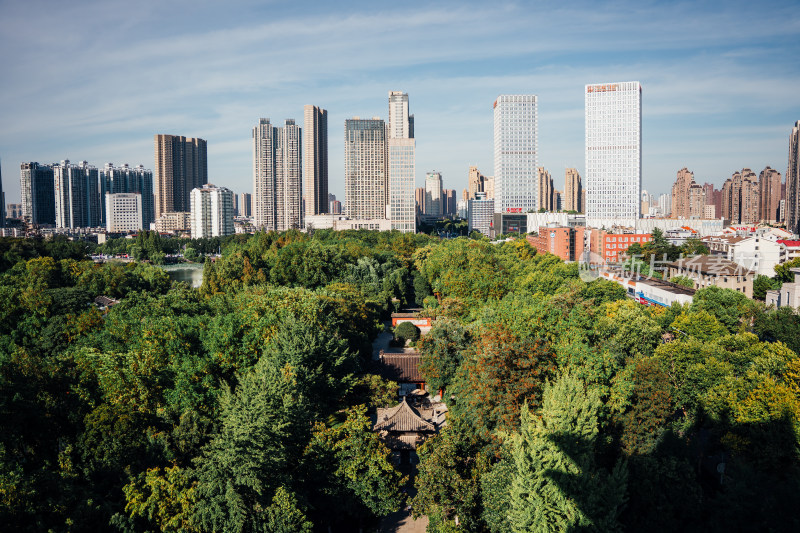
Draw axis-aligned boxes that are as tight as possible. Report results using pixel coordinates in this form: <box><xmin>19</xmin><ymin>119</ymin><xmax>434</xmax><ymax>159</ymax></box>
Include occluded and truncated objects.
<box><xmin>1</xmin><ymin>0</ymin><xmax>798</xmax><ymax>204</ymax></box>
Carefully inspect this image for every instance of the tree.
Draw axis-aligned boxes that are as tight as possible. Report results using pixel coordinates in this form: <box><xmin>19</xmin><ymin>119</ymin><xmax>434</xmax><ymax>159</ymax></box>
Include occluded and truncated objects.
<box><xmin>774</xmin><ymin>256</ymin><xmax>800</xmax><ymax>283</ymax></box>
<box><xmin>670</xmin><ymin>275</ymin><xmax>694</xmax><ymax>288</ymax></box>
<box><xmin>264</xmin><ymin>486</ymin><xmax>313</xmax><ymax>533</ymax></box>
<box><xmin>304</xmin><ymin>406</ymin><xmax>404</xmax><ymax>528</ymax></box>
<box><xmin>418</xmin><ymin>318</ymin><xmax>470</xmax><ymax>392</ymax></box>
<box><xmin>753</xmin><ymin>274</ymin><xmax>779</xmax><ymax>300</ymax></box>
<box><xmin>509</xmin><ymin>373</ymin><xmax>627</xmax><ymax>533</ymax></box>
<box><xmin>691</xmin><ymin>285</ymin><xmax>753</xmax><ymax>333</ymax></box>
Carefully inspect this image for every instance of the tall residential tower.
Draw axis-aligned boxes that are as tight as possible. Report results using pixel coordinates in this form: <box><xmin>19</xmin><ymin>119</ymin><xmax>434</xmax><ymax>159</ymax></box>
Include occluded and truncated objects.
<box><xmin>344</xmin><ymin>118</ymin><xmax>387</xmax><ymax>220</ymax></box>
<box><xmin>303</xmin><ymin>105</ymin><xmax>328</xmax><ymax>217</ymax></box>
<box><xmin>154</xmin><ymin>135</ymin><xmax>207</xmax><ymax>219</ymax></box>
<box><xmin>253</xmin><ymin>118</ymin><xmax>303</xmax><ymax>231</ymax></box>
<box><xmin>585</xmin><ymin>81</ymin><xmax>641</xmax><ymax>225</ymax></box>
<box><xmin>787</xmin><ymin>121</ymin><xmax>800</xmax><ymax>235</ymax></box>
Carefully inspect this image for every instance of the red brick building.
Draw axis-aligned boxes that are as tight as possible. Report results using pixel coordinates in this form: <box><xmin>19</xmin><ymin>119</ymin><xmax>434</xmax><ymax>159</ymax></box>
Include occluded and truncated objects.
<box><xmin>589</xmin><ymin>230</ymin><xmax>651</xmax><ymax>263</ymax></box>
<box><xmin>527</xmin><ymin>226</ymin><xmax>586</xmax><ymax>262</ymax></box>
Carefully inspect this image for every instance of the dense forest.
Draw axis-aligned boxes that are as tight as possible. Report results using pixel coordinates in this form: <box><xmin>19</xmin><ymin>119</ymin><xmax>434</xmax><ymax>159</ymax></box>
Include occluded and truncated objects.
<box><xmin>1</xmin><ymin>230</ymin><xmax>799</xmax><ymax>532</ymax></box>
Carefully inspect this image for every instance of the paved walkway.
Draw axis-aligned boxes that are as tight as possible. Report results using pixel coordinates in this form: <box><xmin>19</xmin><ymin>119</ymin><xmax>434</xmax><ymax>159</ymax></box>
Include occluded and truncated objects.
<box><xmin>378</xmin><ymin>510</ymin><xmax>429</xmax><ymax>533</ymax></box>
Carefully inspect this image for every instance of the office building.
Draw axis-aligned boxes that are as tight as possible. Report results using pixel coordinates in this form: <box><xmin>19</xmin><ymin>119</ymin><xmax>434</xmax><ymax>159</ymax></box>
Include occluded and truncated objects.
<box><xmin>386</xmin><ymin>91</ymin><xmax>416</xmax><ymax>233</ymax></box>
<box><xmin>564</xmin><ymin>168</ymin><xmax>583</xmax><ymax>213</ymax></box>
<box><xmin>759</xmin><ymin>166</ymin><xmax>783</xmax><ymax>224</ymax></box>
<box><xmin>20</xmin><ymin>162</ymin><xmax>56</xmax><ymax>225</ymax></box>
<box><xmin>538</xmin><ymin>167</ymin><xmax>554</xmax><ymax>212</ymax></box>
<box><xmin>788</xmin><ymin>121</ymin><xmax>800</xmax><ymax>235</ymax></box>
<box><xmin>344</xmin><ymin>118</ymin><xmax>387</xmax><ymax>220</ymax></box>
<box><xmin>240</xmin><ymin>192</ymin><xmax>252</xmax><ymax>217</ymax></box>
<box><xmin>585</xmin><ymin>81</ymin><xmax>642</xmax><ymax>224</ymax></box>
<box><xmin>468</xmin><ymin>193</ymin><xmax>495</xmax><ymax>236</ymax></box>
<box><xmin>105</xmin><ymin>193</ymin><xmax>142</xmax><ymax>233</ymax></box>
<box><xmin>425</xmin><ymin>172</ymin><xmax>443</xmax><ymax>216</ymax></box>
<box><xmin>494</xmin><ymin>94</ymin><xmax>538</xmax><ymax>213</ymax></box>
<box><xmin>190</xmin><ymin>184</ymin><xmax>234</xmax><ymax>238</ymax></box>
<box><xmin>388</xmin><ymin>91</ymin><xmax>414</xmax><ymax>140</ymax></box>
<box><xmin>387</xmin><ymin>137</ymin><xmax>416</xmax><ymax>232</ymax></box>
<box><xmin>154</xmin><ymin>135</ymin><xmax>207</xmax><ymax>219</ymax></box>
<box><xmin>102</xmin><ymin>164</ymin><xmax>154</xmax><ymax>228</ymax></box>
<box><xmin>303</xmin><ymin>105</ymin><xmax>328</xmax><ymax>216</ymax></box>
<box><xmin>252</xmin><ymin>118</ymin><xmax>303</xmax><ymax>231</ymax></box>
<box><xmin>330</xmin><ymin>200</ymin><xmax>342</xmax><ymax>215</ymax></box>
<box><xmin>53</xmin><ymin>160</ymin><xmax>101</xmax><ymax>229</ymax></box>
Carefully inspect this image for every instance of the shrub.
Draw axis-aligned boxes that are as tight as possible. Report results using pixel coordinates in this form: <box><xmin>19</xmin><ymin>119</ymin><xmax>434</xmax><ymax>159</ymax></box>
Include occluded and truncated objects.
<box><xmin>394</xmin><ymin>321</ymin><xmax>420</xmax><ymax>344</ymax></box>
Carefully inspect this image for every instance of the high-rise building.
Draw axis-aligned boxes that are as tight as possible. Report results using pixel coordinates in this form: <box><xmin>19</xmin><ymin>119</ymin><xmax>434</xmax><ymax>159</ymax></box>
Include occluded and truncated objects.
<box><xmin>671</xmin><ymin>168</ymin><xmax>705</xmax><ymax>219</ymax></box>
<box><xmin>585</xmin><ymin>81</ymin><xmax>642</xmax><ymax>224</ymax></box>
<box><xmin>20</xmin><ymin>162</ymin><xmax>56</xmax><ymax>225</ymax></box>
<box><xmin>759</xmin><ymin>166</ymin><xmax>783</xmax><ymax>224</ymax></box>
<box><xmin>425</xmin><ymin>172</ymin><xmax>443</xmax><ymax>216</ymax></box>
<box><xmin>105</xmin><ymin>193</ymin><xmax>143</xmax><ymax>233</ymax></box>
<box><xmin>53</xmin><ymin>160</ymin><xmax>101</xmax><ymax>229</ymax></box>
<box><xmin>102</xmin><ymin>164</ymin><xmax>154</xmax><ymax>228</ymax></box>
<box><xmin>721</xmin><ymin>168</ymin><xmax>759</xmax><ymax>224</ymax></box>
<box><xmin>233</xmin><ymin>194</ymin><xmax>240</xmax><ymax>216</ymax></box>
<box><xmin>564</xmin><ymin>168</ymin><xmax>583</xmax><ymax>213</ymax></box>
<box><xmin>240</xmin><ymin>192</ymin><xmax>252</xmax><ymax>217</ymax></box>
<box><xmin>387</xmin><ymin>137</ymin><xmax>416</xmax><ymax>232</ymax></box>
<box><xmin>658</xmin><ymin>193</ymin><xmax>672</xmax><ymax>217</ymax></box>
<box><xmin>494</xmin><ymin>95</ymin><xmax>538</xmax><ymax>213</ymax></box>
<box><xmin>786</xmin><ymin>121</ymin><xmax>800</xmax><ymax>235</ymax></box>
<box><xmin>444</xmin><ymin>189</ymin><xmax>457</xmax><ymax>216</ymax></box>
<box><xmin>388</xmin><ymin>91</ymin><xmax>414</xmax><ymax>140</ymax></box>
<box><xmin>303</xmin><ymin>105</ymin><xmax>328</xmax><ymax>216</ymax></box>
<box><xmin>387</xmin><ymin>91</ymin><xmax>416</xmax><ymax>233</ymax></box>
<box><xmin>252</xmin><ymin>118</ymin><xmax>303</xmax><ymax>231</ymax></box>
<box><xmin>154</xmin><ymin>135</ymin><xmax>207</xmax><ymax>219</ymax></box>
<box><xmin>345</xmin><ymin>118</ymin><xmax>387</xmax><ymax>220</ymax></box>
<box><xmin>0</xmin><ymin>162</ymin><xmax>4</xmax><ymax>229</ymax></box>
<box><xmin>468</xmin><ymin>166</ymin><xmax>487</xmax><ymax>199</ymax></box>
<box><xmin>537</xmin><ymin>167</ymin><xmax>554</xmax><ymax>211</ymax></box>
<box><xmin>415</xmin><ymin>187</ymin><xmax>425</xmax><ymax>215</ymax></box>
<box><xmin>190</xmin><ymin>184</ymin><xmax>234</xmax><ymax>238</ymax></box>
<box><xmin>484</xmin><ymin>176</ymin><xmax>495</xmax><ymax>200</ymax></box>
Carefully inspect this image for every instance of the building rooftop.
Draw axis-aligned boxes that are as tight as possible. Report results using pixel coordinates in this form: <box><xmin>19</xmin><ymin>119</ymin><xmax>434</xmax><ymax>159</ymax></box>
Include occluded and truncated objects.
<box><xmin>667</xmin><ymin>255</ymin><xmax>754</xmax><ymax>276</ymax></box>
<box><xmin>374</xmin><ymin>397</ymin><xmax>436</xmax><ymax>433</ymax></box>
<box><xmin>380</xmin><ymin>352</ymin><xmax>423</xmax><ymax>383</ymax></box>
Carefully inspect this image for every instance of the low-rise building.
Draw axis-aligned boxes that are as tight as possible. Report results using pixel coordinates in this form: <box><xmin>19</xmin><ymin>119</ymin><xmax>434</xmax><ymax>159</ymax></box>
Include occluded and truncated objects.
<box><xmin>702</xmin><ymin>235</ymin><xmax>783</xmax><ymax>277</ymax></box>
<box><xmin>766</xmin><ymin>269</ymin><xmax>800</xmax><ymax>308</ymax></box>
<box><xmin>599</xmin><ymin>268</ymin><xmax>696</xmax><ymax>307</ymax></box>
<box><xmin>666</xmin><ymin>256</ymin><xmax>755</xmax><ymax>298</ymax></box>
<box><xmin>373</xmin><ymin>396</ymin><xmax>446</xmax><ymax>465</ymax></box>
<box><xmin>154</xmin><ymin>211</ymin><xmax>191</xmax><ymax>233</ymax></box>
<box><xmin>589</xmin><ymin>229</ymin><xmax>651</xmax><ymax>264</ymax></box>
<box><xmin>526</xmin><ymin>226</ymin><xmax>586</xmax><ymax>262</ymax></box>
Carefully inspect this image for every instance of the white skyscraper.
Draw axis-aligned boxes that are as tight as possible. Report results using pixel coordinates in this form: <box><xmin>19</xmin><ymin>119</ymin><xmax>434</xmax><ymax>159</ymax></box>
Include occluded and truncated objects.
<box><xmin>253</xmin><ymin>118</ymin><xmax>303</xmax><ymax>231</ymax></box>
<box><xmin>585</xmin><ymin>81</ymin><xmax>642</xmax><ymax>226</ymax></box>
<box><xmin>387</xmin><ymin>91</ymin><xmax>416</xmax><ymax>233</ymax></box>
<box><xmin>190</xmin><ymin>184</ymin><xmax>234</xmax><ymax>238</ymax></box>
<box><xmin>493</xmin><ymin>95</ymin><xmax>538</xmax><ymax>214</ymax></box>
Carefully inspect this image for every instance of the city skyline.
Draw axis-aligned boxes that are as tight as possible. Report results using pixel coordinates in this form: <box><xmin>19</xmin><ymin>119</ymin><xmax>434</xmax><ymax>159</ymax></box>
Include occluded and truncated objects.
<box><xmin>1</xmin><ymin>1</ymin><xmax>798</xmax><ymax>204</ymax></box>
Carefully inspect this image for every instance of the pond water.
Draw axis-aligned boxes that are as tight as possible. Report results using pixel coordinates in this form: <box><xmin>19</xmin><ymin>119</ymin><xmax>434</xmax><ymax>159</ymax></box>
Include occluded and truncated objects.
<box><xmin>161</xmin><ymin>263</ymin><xmax>205</xmax><ymax>288</ymax></box>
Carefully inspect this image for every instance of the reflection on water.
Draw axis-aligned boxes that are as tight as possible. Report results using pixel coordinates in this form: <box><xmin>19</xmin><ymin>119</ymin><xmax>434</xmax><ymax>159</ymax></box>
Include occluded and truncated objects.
<box><xmin>161</xmin><ymin>263</ymin><xmax>204</xmax><ymax>288</ymax></box>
